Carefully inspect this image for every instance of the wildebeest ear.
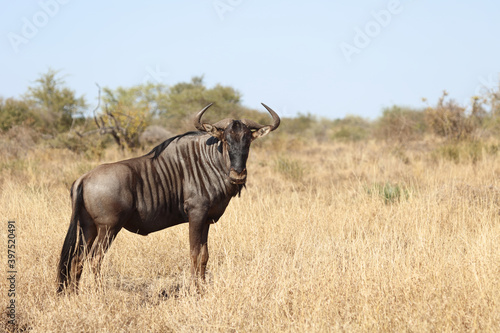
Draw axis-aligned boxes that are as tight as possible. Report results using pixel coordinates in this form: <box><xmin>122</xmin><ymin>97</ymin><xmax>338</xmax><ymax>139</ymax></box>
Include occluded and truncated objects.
<box><xmin>251</xmin><ymin>126</ymin><xmax>272</xmax><ymax>140</ymax></box>
<box><xmin>203</xmin><ymin>124</ymin><xmax>224</xmax><ymax>140</ymax></box>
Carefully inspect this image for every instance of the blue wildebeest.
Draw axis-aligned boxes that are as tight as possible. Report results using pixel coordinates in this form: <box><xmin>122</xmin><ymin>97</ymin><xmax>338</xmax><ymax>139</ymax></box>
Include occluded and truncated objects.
<box><xmin>57</xmin><ymin>103</ymin><xmax>280</xmax><ymax>293</ymax></box>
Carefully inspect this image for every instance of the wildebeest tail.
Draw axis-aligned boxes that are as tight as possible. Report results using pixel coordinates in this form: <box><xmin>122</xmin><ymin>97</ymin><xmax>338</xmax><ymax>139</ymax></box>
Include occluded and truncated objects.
<box><xmin>57</xmin><ymin>181</ymin><xmax>84</xmax><ymax>293</ymax></box>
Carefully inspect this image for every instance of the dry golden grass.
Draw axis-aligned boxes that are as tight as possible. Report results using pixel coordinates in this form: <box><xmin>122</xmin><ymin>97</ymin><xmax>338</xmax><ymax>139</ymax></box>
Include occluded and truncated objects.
<box><xmin>1</xmin><ymin>138</ymin><xmax>500</xmax><ymax>332</ymax></box>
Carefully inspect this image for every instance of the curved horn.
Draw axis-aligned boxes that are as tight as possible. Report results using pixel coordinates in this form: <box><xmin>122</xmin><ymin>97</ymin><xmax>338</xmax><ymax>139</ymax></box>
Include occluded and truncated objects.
<box><xmin>194</xmin><ymin>103</ymin><xmax>213</xmax><ymax>131</ymax></box>
<box><xmin>242</xmin><ymin>103</ymin><xmax>281</xmax><ymax>131</ymax></box>
<box><xmin>261</xmin><ymin>103</ymin><xmax>280</xmax><ymax>131</ymax></box>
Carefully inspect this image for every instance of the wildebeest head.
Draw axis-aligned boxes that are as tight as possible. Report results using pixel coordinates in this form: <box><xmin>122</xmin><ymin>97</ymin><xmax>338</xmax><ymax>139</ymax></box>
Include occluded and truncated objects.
<box><xmin>194</xmin><ymin>103</ymin><xmax>280</xmax><ymax>185</ymax></box>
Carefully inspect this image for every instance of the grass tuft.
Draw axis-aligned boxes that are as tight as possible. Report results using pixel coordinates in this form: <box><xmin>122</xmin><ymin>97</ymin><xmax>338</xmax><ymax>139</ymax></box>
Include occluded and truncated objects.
<box><xmin>366</xmin><ymin>182</ymin><xmax>410</xmax><ymax>204</ymax></box>
<box><xmin>274</xmin><ymin>156</ymin><xmax>306</xmax><ymax>182</ymax></box>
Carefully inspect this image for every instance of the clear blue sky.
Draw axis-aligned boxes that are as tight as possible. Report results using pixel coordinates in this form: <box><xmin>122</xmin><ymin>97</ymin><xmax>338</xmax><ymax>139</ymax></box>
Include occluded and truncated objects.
<box><xmin>1</xmin><ymin>0</ymin><xmax>499</xmax><ymax>119</ymax></box>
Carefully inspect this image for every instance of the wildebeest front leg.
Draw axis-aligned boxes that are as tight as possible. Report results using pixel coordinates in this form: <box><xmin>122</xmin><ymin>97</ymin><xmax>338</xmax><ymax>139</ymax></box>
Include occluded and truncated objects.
<box><xmin>188</xmin><ymin>213</ymin><xmax>210</xmax><ymax>282</ymax></box>
<box><xmin>199</xmin><ymin>223</ymin><xmax>210</xmax><ymax>280</ymax></box>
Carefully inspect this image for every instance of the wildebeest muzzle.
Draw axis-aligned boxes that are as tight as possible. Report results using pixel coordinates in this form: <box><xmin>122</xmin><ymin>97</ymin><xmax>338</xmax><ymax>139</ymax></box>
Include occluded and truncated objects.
<box><xmin>229</xmin><ymin>168</ymin><xmax>247</xmax><ymax>184</ymax></box>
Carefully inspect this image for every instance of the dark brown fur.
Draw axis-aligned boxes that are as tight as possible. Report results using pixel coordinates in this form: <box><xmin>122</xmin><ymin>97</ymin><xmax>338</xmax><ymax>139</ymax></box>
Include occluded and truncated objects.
<box><xmin>57</xmin><ymin>103</ymin><xmax>280</xmax><ymax>293</ymax></box>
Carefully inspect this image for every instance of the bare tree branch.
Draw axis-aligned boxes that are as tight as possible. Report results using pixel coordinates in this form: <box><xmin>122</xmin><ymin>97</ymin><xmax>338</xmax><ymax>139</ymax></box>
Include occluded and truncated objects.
<box><xmin>93</xmin><ymin>83</ymin><xmax>102</xmax><ymax>129</ymax></box>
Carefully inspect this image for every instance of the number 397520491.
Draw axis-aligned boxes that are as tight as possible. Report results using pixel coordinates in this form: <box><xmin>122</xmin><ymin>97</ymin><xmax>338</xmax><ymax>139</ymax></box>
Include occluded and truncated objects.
<box><xmin>7</xmin><ymin>221</ymin><xmax>16</xmax><ymax>269</ymax></box>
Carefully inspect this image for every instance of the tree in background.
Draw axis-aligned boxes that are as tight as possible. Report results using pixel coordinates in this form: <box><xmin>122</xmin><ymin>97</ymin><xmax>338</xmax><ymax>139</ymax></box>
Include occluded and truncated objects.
<box><xmin>490</xmin><ymin>84</ymin><xmax>500</xmax><ymax>117</ymax></box>
<box><xmin>158</xmin><ymin>76</ymin><xmax>248</xmax><ymax>132</ymax></box>
<box><xmin>425</xmin><ymin>91</ymin><xmax>476</xmax><ymax>140</ymax></box>
<box><xmin>76</xmin><ymin>76</ymin><xmax>272</xmax><ymax>150</ymax></box>
<box><xmin>375</xmin><ymin>105</ymin><xmax>426</xmax><ymax>142</ymax></box>
<box><xmin>331</xmin><ymin>115</ymin><xmax>371</xmax><ymax>142</ymax></box>
<box><xmin>479</xmin><ymin>81</ymin><xmax>500</xmax><ymax>136</ymax></box>
<box><xmin>0</xmin><ymin>97</ymin><xmax>36</xmax><ymax>131</ymax></box>
<box><xmin>26</xmin><ymin>69</ymin><xmax>86</xmax><ymax>134</ymax></box>
<box><xmin>5</xmin><ymin>70</ymin><xmax>497</xmax><ymax>155</ymax></box>
<box><xmin>91</xmin><ymin>85</ymin><xmax>158</xmax><ymax>149</ymax></box>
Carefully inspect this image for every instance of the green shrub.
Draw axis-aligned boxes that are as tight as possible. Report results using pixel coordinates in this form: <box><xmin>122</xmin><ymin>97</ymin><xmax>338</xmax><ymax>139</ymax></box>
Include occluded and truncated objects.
<box><xmin>45</xmin><ymin>132</ymin><xmax>108</xmax><ymax>159</ymax></box>
<box><xmin>366</xmin><ymin>182</ymin><xmax>410</xmax><ymax>204</ymax></box>
<box><xmin>330</xmin><ymin>115</ymin><xmax>370</xmax><ymax>142</ymax></box>
<box><xmin>0</xmin><ymin>98</ymin><xmax>37</xmax><ymax>131</ymax></box>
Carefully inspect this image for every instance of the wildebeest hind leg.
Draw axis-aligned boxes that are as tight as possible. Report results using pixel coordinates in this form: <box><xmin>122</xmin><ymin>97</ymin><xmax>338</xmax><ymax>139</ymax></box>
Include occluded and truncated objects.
<box><xmin>70</xmin><ymin>215</ymin><xmax>98</xmax><ymax>293</ymax></box>
<box><xmin>87</xmin><ymin>226</ymin><xmax>121</xmax><ymax>290</ymax></box>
